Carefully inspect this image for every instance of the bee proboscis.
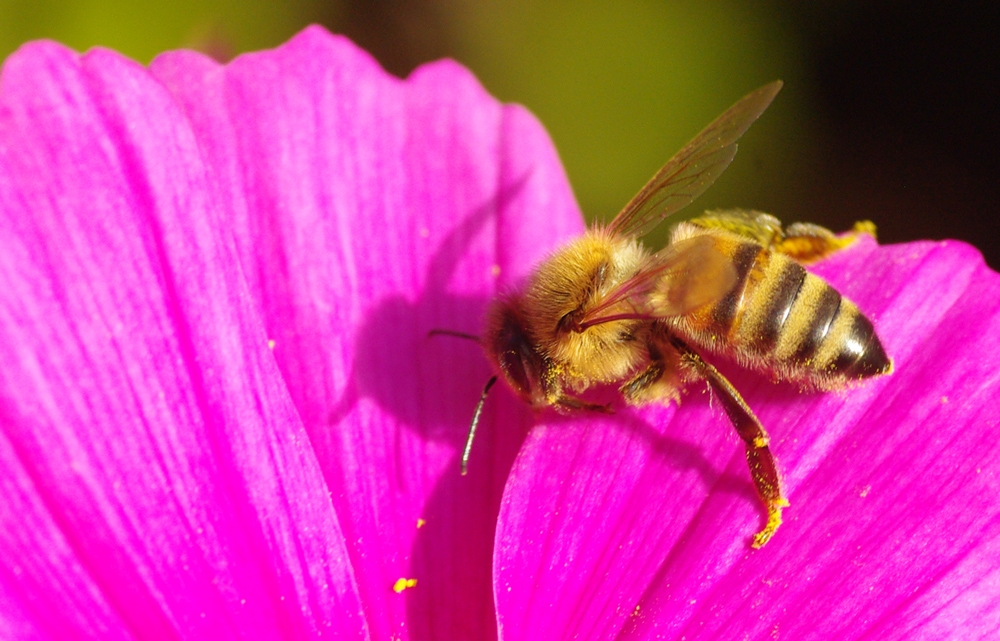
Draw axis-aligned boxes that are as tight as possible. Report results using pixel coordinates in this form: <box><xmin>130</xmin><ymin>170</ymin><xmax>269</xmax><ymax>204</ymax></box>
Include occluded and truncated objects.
<box><xmin>450</xmin><ymin>81</ymin><xmax>892</xmax><ymax>548</ymax></box>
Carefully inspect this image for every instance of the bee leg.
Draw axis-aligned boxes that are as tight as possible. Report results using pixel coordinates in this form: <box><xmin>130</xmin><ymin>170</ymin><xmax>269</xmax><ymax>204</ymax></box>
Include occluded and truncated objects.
<box><xmin>689</xmin><ymin>209</ymin><xmax>877</xmax><ymax>263</ymax></box>
<box><xmin>619</xmin><ymin>354</ymin><xmax>683</xmax><ymax>406</ymax></box>
<box><xmin>671</xmin><ymin>337</ymin><xmax>788</xmax><ymax>548</ymax></box>
<box><xmin>774</xmin><ymin>220</ymin><xmax>877</xmax><ymax>264</ymax></box>
<box><xmin>688</xmin><ymin>210</ymin><xmax>784</xmax><ymax>247</ymax></box>
<box><xmin>555</xmin><ymin>394</ymin><xmax>614</xmax><ymax>414</ymax></box>
<box><xmin>620</xmin><ymin>359</ymin><xmax>666</xmax><ymax>402</ymax></box>
<box><xmin>536</xmin><ymin>366</ymin><xmax>613</xmax><ymax>413</ymax></box>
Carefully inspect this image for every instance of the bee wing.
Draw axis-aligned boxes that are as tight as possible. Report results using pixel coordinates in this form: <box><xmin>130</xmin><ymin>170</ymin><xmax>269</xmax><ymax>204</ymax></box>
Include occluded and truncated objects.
<box><xmin>574</xmin><ymin>235</ymin><xmax>737</xmax><ymax>330</ymax></box>
<box><xmin>604</xmin><ymin>81</ymin><xmax>782</xmax><ymax>240</ymax></box>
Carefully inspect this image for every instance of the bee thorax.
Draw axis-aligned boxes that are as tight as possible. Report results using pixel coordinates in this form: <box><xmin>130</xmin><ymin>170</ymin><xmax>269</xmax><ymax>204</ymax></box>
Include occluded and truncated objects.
<box><xmin>523</xmin><ymin>232</ymin><xmax>649</xmax><ymax>383</ymax></box>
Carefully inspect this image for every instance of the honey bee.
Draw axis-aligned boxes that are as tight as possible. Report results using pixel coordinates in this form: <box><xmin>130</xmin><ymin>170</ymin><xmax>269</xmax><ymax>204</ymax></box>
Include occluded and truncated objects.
<box><xmin>457</xmin><ymin>81</ymin><xmax>892</xmax><ymax>548</ymax></box>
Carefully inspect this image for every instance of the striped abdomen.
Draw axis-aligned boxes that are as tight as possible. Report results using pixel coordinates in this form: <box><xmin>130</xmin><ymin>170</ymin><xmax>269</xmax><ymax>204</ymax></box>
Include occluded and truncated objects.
<box><xmin>673</xmin><ymin>233</ymin><xmax>892</xmax><ymax>388</ymax></box>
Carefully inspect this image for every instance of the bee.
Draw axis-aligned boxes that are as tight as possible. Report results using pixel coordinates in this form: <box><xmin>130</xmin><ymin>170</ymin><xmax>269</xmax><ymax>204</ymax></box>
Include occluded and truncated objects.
<box><xmin>457</xmin><ymin>81</ymin><xmax>892</xmax><ymax>548</ymax></box>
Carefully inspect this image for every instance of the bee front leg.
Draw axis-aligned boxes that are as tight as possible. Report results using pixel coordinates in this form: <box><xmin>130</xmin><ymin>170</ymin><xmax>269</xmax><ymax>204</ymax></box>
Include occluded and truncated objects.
<box><xmin>554</xmin><ymin>394</ymin><xmax>614</xmax><ymax>414</ymax></box>
<box><xmin>670</xmin><ymin>337</ymin><xmax>788</xmax><ymax>548</ymax></box>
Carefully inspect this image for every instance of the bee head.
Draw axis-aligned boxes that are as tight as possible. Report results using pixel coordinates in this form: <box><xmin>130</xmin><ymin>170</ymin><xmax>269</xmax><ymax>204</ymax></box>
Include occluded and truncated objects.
<box><xmin>484</xmin><ymin>296</ymin><xmax>549</xmax><ymax>408</ymax></box>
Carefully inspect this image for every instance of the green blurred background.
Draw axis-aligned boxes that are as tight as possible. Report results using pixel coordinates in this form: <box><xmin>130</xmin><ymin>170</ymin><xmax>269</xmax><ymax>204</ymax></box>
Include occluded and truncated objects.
<box><xmin>2</xmin><ymin>0</ymin><xmax>997</xmax><ymax>267</ymax></box>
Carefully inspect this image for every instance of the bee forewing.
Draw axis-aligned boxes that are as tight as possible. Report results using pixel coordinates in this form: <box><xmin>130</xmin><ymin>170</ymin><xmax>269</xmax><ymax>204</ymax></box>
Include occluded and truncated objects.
<box><xmin>605</xmin><ymin>81</ymin><xmax>783</xmax><ymax>240</ymax></box>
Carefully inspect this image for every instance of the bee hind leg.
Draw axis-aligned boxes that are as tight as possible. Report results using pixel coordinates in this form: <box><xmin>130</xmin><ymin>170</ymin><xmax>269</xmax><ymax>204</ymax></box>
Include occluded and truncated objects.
<box><xmin>774</xmin><ymin>220</ymin><xmax>877</xmax><ymax>264</ymax></box>
<box><xmin>670</xmin><ymin>337</ymin><xmax>788</xmax><ymax>548</ymax></box>
<box><xmin>689</xmin><ymin>209</ymin><xmax>876</xmax><ymax>264</ymax></box>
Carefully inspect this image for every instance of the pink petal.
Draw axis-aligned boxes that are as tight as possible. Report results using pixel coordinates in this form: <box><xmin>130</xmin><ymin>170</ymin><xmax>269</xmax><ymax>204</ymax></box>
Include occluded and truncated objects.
<box><xmin>150</xmin><ymin>27</ymin><xmax>582</xmax><ymax>640</ymax></box>
<box><xmin>19</xmin><ymin>24</ymin><xmax>989</xmax><ymax>641</ymax></box>
<box><xmin>495</xmin><ymin>236</ymin><xmax>1000</xmax><ymax>639</ymax></box>
<box><xmin>0</xmin><ymin>41</ymin><xmax>366</xmax><ymax>637</ymax></box>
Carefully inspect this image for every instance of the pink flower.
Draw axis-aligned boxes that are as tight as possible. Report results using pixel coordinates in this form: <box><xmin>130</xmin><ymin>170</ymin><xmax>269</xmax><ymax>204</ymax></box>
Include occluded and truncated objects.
<box><xmin>1</xmin><ymin>25</ymin><xmax>997</xmax><ymax>640</ymax></box>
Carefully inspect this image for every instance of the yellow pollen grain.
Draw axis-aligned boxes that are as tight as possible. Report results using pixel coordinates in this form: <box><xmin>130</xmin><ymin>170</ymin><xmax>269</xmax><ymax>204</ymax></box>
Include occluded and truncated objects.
<box><xmin>417</xmin><ymin>518</ymin><xmax>426</xmax><ymax>529</ymax></box>
<box><xmin>393</xmin><ymin>578</ymin><xmax>417</xmax><ymax>593</ymax></box>
<box><xmin>267</xmin><ymin>339</ymin><xmax>276</xmax><ymax>350</ymax></box>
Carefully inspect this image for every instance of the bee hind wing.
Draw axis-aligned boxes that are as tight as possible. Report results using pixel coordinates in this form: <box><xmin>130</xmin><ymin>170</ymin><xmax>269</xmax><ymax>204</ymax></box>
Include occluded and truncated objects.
<box><xmin>643</xmin><ymin>235</ymin><xmax>738</xmax><ymax>317</ymax></box>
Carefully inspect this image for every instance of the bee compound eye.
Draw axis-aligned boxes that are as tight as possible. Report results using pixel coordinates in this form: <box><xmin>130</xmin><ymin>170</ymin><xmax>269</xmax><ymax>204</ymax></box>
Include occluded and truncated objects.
<box><xmin>496</xmin><ymin>343</ymin><xmax>533</xmax><ymax>396</ymax></box>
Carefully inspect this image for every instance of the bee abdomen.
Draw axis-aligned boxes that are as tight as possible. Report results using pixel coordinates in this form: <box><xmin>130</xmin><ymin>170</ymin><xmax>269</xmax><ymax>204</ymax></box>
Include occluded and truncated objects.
<box><xmin>689</xmin><ymin>240</ymin><xmax>891</xmax><ymax>387</ymax></box>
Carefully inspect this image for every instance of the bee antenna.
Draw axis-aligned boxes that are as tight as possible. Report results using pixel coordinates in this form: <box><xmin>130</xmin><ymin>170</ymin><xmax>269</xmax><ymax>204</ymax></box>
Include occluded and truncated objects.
<box><xmin>429</xmin><ymin>328</ymin><xmax>481</xmax><ymax>342</ymax></box>
<box><xmin>461</xmin><ymin>375</ymin><xmax>498</xmax><ymax>475</ymax></box>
